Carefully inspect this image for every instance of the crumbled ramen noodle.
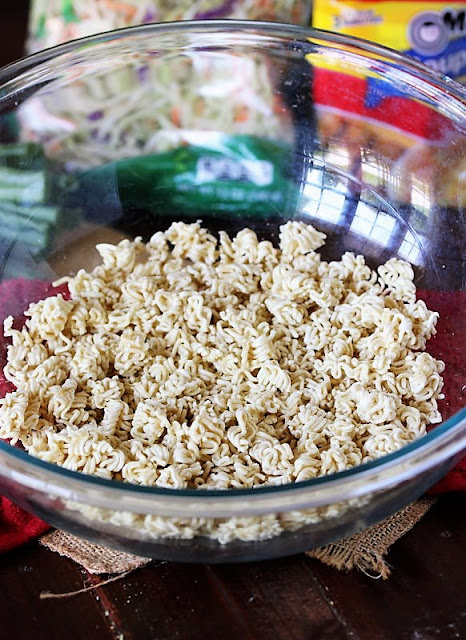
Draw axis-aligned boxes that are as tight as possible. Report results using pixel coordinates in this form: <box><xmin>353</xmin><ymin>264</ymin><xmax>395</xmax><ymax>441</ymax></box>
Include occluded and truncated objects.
<box><xmin>0</xmin><ymin>221</ymin><xmax>444</xmax><ymax>504</ymax></box>
<box><xmin>63</xmin><ymin>496</ymin><xmax>370</xmax><ymax>545</ymax></box>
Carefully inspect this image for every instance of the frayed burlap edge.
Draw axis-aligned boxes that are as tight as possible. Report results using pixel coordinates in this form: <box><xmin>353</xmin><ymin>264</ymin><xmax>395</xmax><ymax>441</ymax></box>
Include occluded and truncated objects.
<box><xmin>40</xmin><ymin>530</ymin><xmax>150</xmax><ymax>574</ymax></box>
<box><xmin>40</xmin><ymin>498</ymin><xmax>435</xmax><ymax>578</ymax></box>
<box><xmin>306</xmin><ymin>497</ymin><xmax>435</xmax><ymax>579</ymax></box>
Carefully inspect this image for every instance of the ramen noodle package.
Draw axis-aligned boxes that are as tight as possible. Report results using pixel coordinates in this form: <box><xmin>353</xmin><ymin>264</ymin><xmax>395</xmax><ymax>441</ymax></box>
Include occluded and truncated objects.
<box><xmin>312</xmin><ymin>0</ymin><xmax>466</xmax><ymax>84</ymax></box>
<box><xmin>307</xmin><ymin>27</ymin><xmax>465</xmax><ymax>213</ymax></box>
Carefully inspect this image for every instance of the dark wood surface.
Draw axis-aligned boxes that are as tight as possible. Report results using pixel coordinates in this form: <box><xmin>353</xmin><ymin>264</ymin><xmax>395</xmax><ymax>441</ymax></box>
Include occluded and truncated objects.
<box><xmin>1</xmin><ymin>6</ymin><xmax>466</xmax><ymax>640</ymax></box>
<box><xmin>0</xmin><ymin>494</ymin><xmax>464</xmax><ymax>640</ymax></box>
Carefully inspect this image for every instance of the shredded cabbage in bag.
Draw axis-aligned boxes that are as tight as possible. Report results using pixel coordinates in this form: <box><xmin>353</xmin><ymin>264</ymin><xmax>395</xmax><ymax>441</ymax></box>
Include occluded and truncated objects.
<box><xmin>27</xmin><ymin>0</ymin><xmax>312</xmax><ymax>53</ymax></box>
<box><xmin>18</xmin><ymin>51</ymin><xmax>293</xmax><ymax>169</ymax></box>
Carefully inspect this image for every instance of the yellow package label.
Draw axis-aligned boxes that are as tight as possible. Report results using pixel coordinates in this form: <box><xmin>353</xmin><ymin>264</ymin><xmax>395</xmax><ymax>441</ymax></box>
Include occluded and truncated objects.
<box><xmin>313</xmin><ymin>1</ymin><xmax>466</xmax><ymax>82</ymax></box>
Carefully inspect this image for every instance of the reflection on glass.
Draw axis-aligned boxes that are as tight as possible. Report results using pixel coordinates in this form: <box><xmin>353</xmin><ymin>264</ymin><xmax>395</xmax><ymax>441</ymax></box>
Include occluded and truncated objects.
<box><xmin>301</xmin><ymin>165</ymin><xmax>346</xmax><ymax>224</ymax></box>
<box><xmin>300</xmin><ymin>160</ymin><xmax>426</xmax><ymax>267</ymax></box>
<box><xmin>398</xmin><ymin>230</ymin><xmax>422</xmax><ymax>263</ymax></box>
<box><xmin>350</xmin><ymin>203</ymin><xmax>396</xmax><ymax>247</ymax></box>
<box><xmin>360</xmin><ymin>152</ymin><xmax>392</xmax><ymax>190</ymax></box>
<box><xmin>410</xmin><ymin>177</ymin><xmax>431</xmax><ymax>217</ymax></box>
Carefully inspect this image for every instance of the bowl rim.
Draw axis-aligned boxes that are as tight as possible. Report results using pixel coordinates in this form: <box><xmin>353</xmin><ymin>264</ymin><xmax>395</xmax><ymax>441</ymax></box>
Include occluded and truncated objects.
<box><xmin>0</xmin><ymin>410</ymin><xmax>464</xmax><ymax>517</ymax></box>
<box><xmin>0</xmin><ymin>20</ymin><xmax>465</xmax><ymax>517</ymax></box>
<box><xmin>1</xmin><ymin>19</ymin><xmax>466</xmax><ymax>105</ymax></box>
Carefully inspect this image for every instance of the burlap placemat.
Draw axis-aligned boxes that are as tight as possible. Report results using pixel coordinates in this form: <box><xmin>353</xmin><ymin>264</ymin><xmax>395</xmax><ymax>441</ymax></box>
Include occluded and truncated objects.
<box><xmin>40</xmin><ymin>498</ymin><xmax>435</xmax><ymax>583</ymax></box>
<box><xmin>41</xmin><ymin>531</ymin><xmax>149</xmax><ymax>574</ymax></box>
<box><xmin>306</xmin><ymin>497</ymin><xmax>434</xmax><ymax>578</ymax></box>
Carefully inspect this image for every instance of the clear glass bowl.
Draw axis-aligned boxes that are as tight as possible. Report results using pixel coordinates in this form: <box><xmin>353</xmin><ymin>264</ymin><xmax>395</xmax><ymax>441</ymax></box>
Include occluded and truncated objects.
<box><xmin>0</xmin><ymin>21</ymin><xmax>465</xmax><ymax>563</ymax></box>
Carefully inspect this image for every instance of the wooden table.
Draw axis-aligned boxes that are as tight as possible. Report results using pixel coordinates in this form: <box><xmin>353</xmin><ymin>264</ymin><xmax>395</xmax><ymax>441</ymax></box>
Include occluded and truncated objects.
<box><xmin>1</xmin><ymin>5</ymin><xmax>466</xmax><ymax>639</ymax></box>
<box><xmin>0</xmin><ymin>495</ymin><xmax>464</xmax><ymax>640</ymax></box>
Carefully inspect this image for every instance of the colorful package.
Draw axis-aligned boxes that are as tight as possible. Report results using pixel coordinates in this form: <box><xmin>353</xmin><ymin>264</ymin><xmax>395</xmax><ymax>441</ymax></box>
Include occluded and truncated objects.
<box><xmin>313</xmin><ymin>1</ymin><xmax>466</xmax><ymax>83</ymax></box>
<box><xmin>309</xmin><ymin>56</ymin><xmax>464</xmax><ymax>211</ymax></box>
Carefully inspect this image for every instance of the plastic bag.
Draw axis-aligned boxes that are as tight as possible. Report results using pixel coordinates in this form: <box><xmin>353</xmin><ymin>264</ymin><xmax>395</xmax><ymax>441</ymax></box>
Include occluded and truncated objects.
<box><xmin>312</xmin><ymin>1</ymin><xmax>466</xmax><ymax>84</ymax></box>
<box><xmin>27</xmin><ymin>0</ymin><xmax>312</xmax><ymax>53</ymax></box>
<box><xmin>68</xmin><ymin>134</ymin><xmax>299</xmax><ymax>221</ymax></box>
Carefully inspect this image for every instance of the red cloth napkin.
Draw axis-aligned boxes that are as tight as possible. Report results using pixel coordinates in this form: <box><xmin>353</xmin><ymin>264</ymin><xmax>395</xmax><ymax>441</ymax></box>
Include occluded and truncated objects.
<box><xmin>0</xmin><ymin>279</ymin><xmax>464</xmax><ymax>552</ymax></box>
<box><xmin>418</xmin><ymin>290</ymin><xmax>466</xmax><ymax>494</ymax></box>
<box><xmin>0</xmin><ymin>497</ymin><xmax>51</xmax><ymax>553</ymax></box>
<box><xmin>0</xmin><ymin>279</ymin><xmax>70</xmax><ymax>553</ymax></box>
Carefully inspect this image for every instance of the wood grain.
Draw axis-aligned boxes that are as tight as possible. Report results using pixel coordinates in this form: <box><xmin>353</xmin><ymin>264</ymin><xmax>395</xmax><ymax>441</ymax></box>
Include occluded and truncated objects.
<box><xmin>92</xmin><ymin>558</ymin><xmax>353</xmax><ymax>640</ymax></box>
<box><xmin>0</xmin><ymin>543</ymin><xmax>113</xmax><ymax>640</ymax></box>
<box><xmin>1</xmin><ymin>495</ymin><xmax>464</xmax><ymax>640</ymax></box>
<box><xmin>307</xmin><ymin>494</ymin><xmax>466</xmax><ymax>640</ymax></box>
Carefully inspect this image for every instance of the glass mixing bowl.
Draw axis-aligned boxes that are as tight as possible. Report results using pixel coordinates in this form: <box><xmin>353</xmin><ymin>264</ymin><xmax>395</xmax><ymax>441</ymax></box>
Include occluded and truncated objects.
<box><xmin>0</xmin><ymin>21</ymin><xmax>464</xmax><ymax>563</ymax></box>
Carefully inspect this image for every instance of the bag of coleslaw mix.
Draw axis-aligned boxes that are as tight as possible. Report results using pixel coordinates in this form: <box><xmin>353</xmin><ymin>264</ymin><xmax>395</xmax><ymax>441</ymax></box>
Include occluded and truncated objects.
<box><xmin>26</xmin><ymin>0</ymin><xmax>313</xmax><ymax>53</ymax></box>
<box><xmin>18</xmin><ymin>5</ymin><xmax>317</xmax><ymax>225</ymax></box>
<box><xmin>20</xmin><ymin>1</ymin><xmax>314</xmax><ymax>224</ymax></box>
<box><xmin>312</xmin><ymin>1</ymin><xmax>466</xmax><ymax>84</ymax></box>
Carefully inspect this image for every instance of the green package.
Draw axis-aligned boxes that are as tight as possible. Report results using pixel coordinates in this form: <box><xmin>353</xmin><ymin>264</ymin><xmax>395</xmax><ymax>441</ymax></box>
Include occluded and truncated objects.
<box><xmin>72</xmin><ymin>135</ymin><xmax>299</xmax><ymax>221</ymax></box>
